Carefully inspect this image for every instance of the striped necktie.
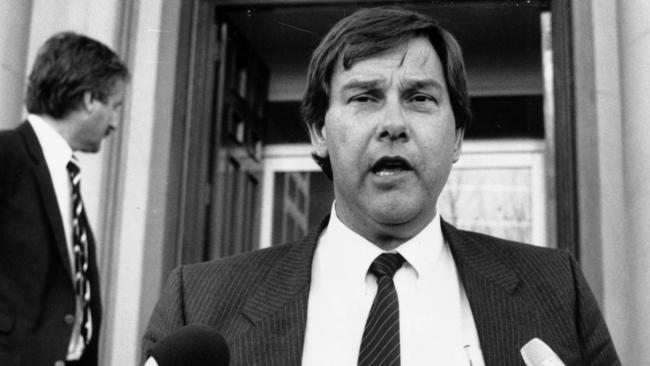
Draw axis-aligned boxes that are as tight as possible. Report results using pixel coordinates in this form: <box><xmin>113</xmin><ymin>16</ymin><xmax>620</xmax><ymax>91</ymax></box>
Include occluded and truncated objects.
<box><xmin>358</xmin><ymin>252</ymin><xmax>406</xmax><ymax>366</ymax></box>
<box><xmin>67</xmin><ymin>156</ymin><xmax>93</xmax><ymax>345</ymax></box>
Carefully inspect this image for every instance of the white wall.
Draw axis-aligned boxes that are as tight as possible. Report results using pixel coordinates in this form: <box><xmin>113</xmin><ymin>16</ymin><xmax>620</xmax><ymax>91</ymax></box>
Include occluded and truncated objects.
<box><xmin>100</xmin><ymin>1</ymin><xmax>181</xmax><ymax>365</ymax></box>
<box><xmin>574</xmin><ymin>1</ymin><xmax>650</xmax><ymax>364</ymax></box>
<box><xmin>616</xmin><ymin>1</ymin><xmax>650</xmax><ymax>362</ymax></box>
<box><xmin>0</xmin><ymin>0</ymin><xmax>32</xmax><ymax>130</ymax></box>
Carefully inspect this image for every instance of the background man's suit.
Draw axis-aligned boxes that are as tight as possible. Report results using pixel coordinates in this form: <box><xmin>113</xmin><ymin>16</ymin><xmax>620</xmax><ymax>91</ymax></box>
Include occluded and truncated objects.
<box><xmin>0</xmin><ymin>122</ymin><xmax>101</xmax><ymax>365</ymax></box>
<box><xmin>143</xmin><ymin>217</ymin><xmax>619</xmax><ymax>365</ymax></box>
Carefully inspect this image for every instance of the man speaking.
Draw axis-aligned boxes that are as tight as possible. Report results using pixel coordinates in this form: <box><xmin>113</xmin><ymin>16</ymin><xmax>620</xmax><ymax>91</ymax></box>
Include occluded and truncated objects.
<box><xmin>143</xmin><ymin>7</ymin><xmax>620</xmax><ymax>365</ymax></box>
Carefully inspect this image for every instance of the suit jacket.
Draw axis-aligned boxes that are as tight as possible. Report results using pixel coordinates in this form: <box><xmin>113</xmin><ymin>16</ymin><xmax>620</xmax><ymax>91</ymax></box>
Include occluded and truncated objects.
<box><xmin>0</xmin><ymin>122</ymin><xmax>101</xmax><ymax>366</ymax></box>
<box><xmin>143</xmin><ymin>218</ymin><xmax>620</xmax><ymax>366</ymax></box>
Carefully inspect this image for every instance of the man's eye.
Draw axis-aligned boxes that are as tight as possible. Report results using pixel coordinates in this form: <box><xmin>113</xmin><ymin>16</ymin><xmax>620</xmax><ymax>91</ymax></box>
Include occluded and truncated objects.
<box><xmin>410</xmin><ymin>94</ymin><xmax>435</xmax><ymax>103</ymax></box>
<box><xmin>349</xmin><ymin>94</ymin><xmax>377</xmax><ymax>103</ymax></box>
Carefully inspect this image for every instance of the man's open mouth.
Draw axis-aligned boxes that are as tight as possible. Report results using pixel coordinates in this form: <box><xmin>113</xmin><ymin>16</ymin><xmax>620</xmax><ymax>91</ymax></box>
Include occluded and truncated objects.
<box><xmin>371</xmin><ymin>156</ymin><xmax>413</xmax><ymax>176</ymax></box>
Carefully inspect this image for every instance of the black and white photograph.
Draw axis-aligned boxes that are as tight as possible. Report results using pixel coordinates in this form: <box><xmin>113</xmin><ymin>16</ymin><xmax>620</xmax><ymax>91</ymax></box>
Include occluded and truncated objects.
<box><xmin>0</xmin><ymin>1</ymin><xmax>644</xmax><ymax>365</ymax></box>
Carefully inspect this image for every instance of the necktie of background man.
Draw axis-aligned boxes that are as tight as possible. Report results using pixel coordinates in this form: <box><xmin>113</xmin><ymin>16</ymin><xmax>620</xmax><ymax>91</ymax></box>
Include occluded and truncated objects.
<box><xmin>67</xmin><ymin>156</ymin><xmax>93</xmax><ymax>345</ymax></box>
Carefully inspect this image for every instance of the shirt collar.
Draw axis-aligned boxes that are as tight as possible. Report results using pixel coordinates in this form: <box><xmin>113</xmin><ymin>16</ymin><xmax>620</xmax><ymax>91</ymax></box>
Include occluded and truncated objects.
<box><xmin>317</xmin><ymin>204</ymin><xmax>384</xmax><ymax>291</ymax></box>
<box><xmin>319</xmin><ymin>202</ymin><xmax>445</xmax><ymax>283</ymax></box>
<box><xmin>397</xmin><ymin>212</ymin><xmax>445</xmax><ymax>280</ymax></box>
<box><xmin>27</xmin><ymin>114</ymin><xmax>73</xmax><ymax>168</ymax></box>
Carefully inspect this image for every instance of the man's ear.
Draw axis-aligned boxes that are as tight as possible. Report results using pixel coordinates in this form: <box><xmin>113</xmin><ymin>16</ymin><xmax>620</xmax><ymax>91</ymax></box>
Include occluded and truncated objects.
<box><xmin>452</xmin><ymin>128</ymin><xmax>465</xmax><ymax>163</ymax></box>
<box><xmin>307</xmin><ymin>122</ymin><xmax>328</xmax><ymax>158</ymax></box>
<box><xmin>82</xmin><ymin>91</ymin><xmax>96</xmax><ymax>113</ymax></box>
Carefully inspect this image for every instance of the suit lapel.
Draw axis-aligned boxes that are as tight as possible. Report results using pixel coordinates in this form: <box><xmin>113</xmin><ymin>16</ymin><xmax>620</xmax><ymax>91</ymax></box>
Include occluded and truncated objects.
<box><xmin>18</xmin><ymin>122</ymin><xmax>74</xmax><ymax>279</ymax></box>
<box><xmin>235</xmin><ymin>219</ymin><xmax>326</xmax><ymax>366</ymax></box>
<box><xmin>442</xmin><ymin>220</ymin><xmax>542</xmax><ymax>365</ymax></box>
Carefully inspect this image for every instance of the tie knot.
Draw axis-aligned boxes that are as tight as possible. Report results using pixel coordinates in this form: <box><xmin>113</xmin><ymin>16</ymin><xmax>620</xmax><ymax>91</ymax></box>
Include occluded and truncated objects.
<box><xmin>67</xmin><ymin>156</ymin><xmax>80</xmax><ymax>176</ymax></box>
<box><xmin>369</xmin><ymin>253</ymin><xmax>405</xmax><ymax>278</ymax></box>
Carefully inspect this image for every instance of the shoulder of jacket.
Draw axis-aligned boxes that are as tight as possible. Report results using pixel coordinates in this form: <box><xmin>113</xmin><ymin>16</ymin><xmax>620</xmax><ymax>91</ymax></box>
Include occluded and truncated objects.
<box><xmin>458</xmin><ymin>227</ymin><xmax>570</xmax><ymax>260</ymax></box>
<box><xmin>177</xmin><ymin>242</ymin><xmax>295</xmax><ymax>282</ymax></box>
<box><xmin>448</xmin><ymin>226</ymin><xmax>575</xmax><ymax>287</ymax></box>
<box><xmin>0</xmin><ymin>126</ymin><xmax>33</xmax><ymax>164</ymax></box>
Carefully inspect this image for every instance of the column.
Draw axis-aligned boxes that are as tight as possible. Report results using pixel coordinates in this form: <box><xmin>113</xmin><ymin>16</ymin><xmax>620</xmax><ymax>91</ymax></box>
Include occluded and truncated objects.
<box><xmin>617</xmin><ymin>0</ymin><xmax>650</xmax><ymax>363</ymax></box>
<box><xmin>0</xmin><ymin>0</ymin><xmax>32</xmax><ymax>129</ymax></box>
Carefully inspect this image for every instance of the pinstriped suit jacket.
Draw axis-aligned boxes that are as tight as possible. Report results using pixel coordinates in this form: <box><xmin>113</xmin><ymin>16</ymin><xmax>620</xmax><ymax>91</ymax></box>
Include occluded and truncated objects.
<box><xmin>143</xmin><ymin>218</ymin><xmax>620</xmax><ymax>365</ymax></box>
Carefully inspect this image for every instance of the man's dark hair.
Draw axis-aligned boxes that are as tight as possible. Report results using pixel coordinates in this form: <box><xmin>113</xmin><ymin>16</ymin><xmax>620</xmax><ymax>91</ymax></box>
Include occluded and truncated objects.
<box><xmin>301</xmin><ymin>7</ymin><xmax>472</xmax><ymax>179</ymax></box>
<box><xmin>26</xmin><ymin>32</ymin><xmax>130</xmax><ymax>119</ymax></box>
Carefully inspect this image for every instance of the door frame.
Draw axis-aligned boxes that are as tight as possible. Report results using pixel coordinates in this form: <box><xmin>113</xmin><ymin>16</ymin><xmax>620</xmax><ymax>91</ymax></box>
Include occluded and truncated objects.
<box><xmin>166</xmin><ymin>0</ymin><xmax>578</xmax><ymax>280</ymax></box>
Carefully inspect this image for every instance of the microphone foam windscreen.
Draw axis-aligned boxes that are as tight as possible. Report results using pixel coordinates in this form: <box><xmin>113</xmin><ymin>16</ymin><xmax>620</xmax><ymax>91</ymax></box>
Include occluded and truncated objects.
<box><xmin>520</xmin><ymin>338</ymin><xmax>565</xmax><ymax>366</ymax></box>
<box><xmin>149</xmin><ymin>324</ymin><xmax>230</xmax><ymax>366</ymax></box>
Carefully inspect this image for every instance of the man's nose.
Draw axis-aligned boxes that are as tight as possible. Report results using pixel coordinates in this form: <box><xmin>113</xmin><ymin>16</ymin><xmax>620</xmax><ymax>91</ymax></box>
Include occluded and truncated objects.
<box><xmin>377</xmin><ymin>100</ymin><xmax>408</xmax><ymax>141</ymax></box>
<box><xmin>109</xmin><ymin>111</ymin><xmax>120</xmax><ymax>129</ymax></box>
<box><xmin>107</xmin><ymin>120</ymin><xmax>117</xmax><ymax>132</ymax></box>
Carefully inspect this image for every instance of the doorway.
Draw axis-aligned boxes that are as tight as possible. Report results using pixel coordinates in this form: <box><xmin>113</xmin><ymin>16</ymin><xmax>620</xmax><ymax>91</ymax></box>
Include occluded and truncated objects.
<box><xmin>166</xmin><ymin>0</ymin><xmax>577</xmax><ymax>272</ymax></box>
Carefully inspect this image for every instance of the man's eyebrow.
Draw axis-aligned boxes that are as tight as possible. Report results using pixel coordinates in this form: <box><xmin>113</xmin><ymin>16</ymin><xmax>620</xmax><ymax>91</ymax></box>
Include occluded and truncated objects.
<box><xmin>401</xmin><ymin>78</ymin><xmax>445</xmax><ymax>91</ymax></box>
<box><xmin>340</xmin><ymin>79</ymin><xmax>384</xmax><ymax>91</ymax></box>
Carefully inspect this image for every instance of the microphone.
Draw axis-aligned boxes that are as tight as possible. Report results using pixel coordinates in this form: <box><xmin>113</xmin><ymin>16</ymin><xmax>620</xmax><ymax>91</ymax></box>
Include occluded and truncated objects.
<box><xmin>520</xmin><ymin>338</ymin><xmax>565</xmax><ymax>366</ymax></box>
<box><xmin>145</xmin><ymin>324</ymin><xmax>230</xmax><ymax>366</ymax></box>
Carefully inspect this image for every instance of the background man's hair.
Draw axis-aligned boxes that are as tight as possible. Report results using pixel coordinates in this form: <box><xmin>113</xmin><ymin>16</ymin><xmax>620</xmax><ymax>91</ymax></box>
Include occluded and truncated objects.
<box><xmin>301</xmin><ymin>7</ymin><xmax>472</xmax><ymax>179</ymax></box>
<box><xmin>26</xmin><ymin>31</ymin><xmax>130</xmax><ymax>119</ymax></box>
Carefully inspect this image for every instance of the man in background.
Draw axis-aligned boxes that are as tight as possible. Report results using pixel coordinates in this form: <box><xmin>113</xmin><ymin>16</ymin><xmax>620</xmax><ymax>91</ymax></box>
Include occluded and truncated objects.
<box><xmin>143</xmin><ymin>7</ymin><xmax>619</xmax><ymax>365</ymax></box>
<box><xmin>0</xmin><ymin>32</ymin><xmax>129</xmax><ymax>366</ymax></box>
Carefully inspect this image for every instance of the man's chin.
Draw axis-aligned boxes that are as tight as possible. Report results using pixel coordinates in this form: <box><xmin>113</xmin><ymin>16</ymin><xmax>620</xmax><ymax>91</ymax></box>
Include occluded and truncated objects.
<box><xmin>368</xmin><ymin>194</ymin><xmax>431</xmax><ymax>219</ymax></box>
<box><xmin>77</xmin><ymin>143</ymin><xmax>101</xmax><ymax>153</ymax></box>
<box><xmin>371</xmin><ymin>205</ymin><xmax>432</xmax><ymax>229</ymax></box>
<box><xmin>367</xmin><ymin>209</ymin><xmax>434</xmax><ymax>249</ymax></box>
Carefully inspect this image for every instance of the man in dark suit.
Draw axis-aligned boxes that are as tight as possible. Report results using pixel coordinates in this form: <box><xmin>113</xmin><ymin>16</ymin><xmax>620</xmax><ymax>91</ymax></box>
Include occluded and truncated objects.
<box><xmin>143</xmin><ymin>8</ymin><xmax>620</xmax><ymax>365</ymax></box>
<box><xmin>0</xmin><ymin>32</ymin><xmax>129</xmax><ymax>365</ymax></box>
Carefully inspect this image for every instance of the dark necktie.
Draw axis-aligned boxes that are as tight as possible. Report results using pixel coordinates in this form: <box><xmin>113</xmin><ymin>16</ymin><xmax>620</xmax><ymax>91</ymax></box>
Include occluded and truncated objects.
<box><xmin>67</xmin><ymin>156</ymin><xmax>93</xmax><ymax>345</ymax></box>
<box><xmin>358</xmin><ymin>252</ymin><xmax>406</xmax><ymax>366</ymax></box>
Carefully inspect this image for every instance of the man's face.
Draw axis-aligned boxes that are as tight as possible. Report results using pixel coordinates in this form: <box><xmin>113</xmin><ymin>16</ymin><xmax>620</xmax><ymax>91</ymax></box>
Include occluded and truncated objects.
<box><xmin>309</xmin><ymin>37</ymin><xmax>463</xmax><ymax>248</ymax></box>
<box><xmin>72</xmin><ymin>80</ymin><xmax>126</xmax><ymax>152</ymax></box>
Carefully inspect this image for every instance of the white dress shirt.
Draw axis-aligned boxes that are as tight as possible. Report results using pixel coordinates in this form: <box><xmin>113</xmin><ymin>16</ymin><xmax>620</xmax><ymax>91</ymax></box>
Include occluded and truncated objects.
<box><xmin>27</xmin><ymin>115</ymin><xmax>86</xmax><ymax>360</ymax></box>
<box><xmin>302</xmin><ymin>203</ymin><xmax>485</xmax><ymax>365</ymax></box>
